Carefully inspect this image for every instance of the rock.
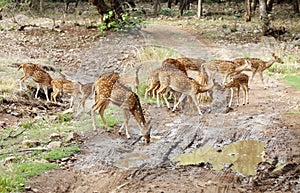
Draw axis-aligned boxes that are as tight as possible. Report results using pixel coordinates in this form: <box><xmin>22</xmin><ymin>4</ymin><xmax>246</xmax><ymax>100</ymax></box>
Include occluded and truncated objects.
<box><xmin>4</xmin><ymin>156</ymin><xmax>17</xmax><ymax>164</ymax></box>
<box><xmin>66</xmin><ymin>132</ymin><xmax>80</xmax><ymax>142</ymax></box>
<box><xmin>49</xmin><ymin>133</ymin><xmax>61</xmax><ymax>140</ymax></box>
<box><xmin>47</xmin><ymin>141</ymin><xmax>62</xmax><ymax>149</ymax></box>
<box><xmin>22</xmin><ymin>140</ymin><xmax>41</xmax><ymax>148</ymax></box>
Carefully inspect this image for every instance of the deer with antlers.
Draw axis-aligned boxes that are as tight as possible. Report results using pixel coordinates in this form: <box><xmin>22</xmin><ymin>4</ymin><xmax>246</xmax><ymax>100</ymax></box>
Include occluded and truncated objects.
<box><xmin>91</xmin><ymin>72</ymin><xmax>151</xmax><ymax>143</ymax></box>
<box><xmin>18</xmin><ymin>63</ymin><xmax>53</xmax><ymax>101</ymax></box>
<box><xmin>224</xmin><ymin>73</ymin><xmax>249</xmax><ymax>107</ymax></box>
<box><xmin>233</xmin><ymin>53</ymin><xmax>283</xmax><ymax>89</ymax></box>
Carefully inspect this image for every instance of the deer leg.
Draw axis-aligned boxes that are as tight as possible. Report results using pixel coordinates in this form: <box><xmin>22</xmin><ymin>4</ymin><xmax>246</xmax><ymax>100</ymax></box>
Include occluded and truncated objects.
<box><xmin>250</xmin><ymin>69</ymin><xmax>257</xmax><ymax>87</ymax></box>
<box><xmin>119</xmin><ymin>109</ymin><xmax>131</xmax><ymax>139</ymax></box>
<box><xmin>258</xmin><ymin>71</ymin><xmax>267</xmax><ymax>89</ymax></box>
<box><xmin>162</xmin><ymin>88</ymin><xmax>171</xmax><ymax>109</ymax></box>
<box><xmin>243</xmin><ymin>85</ymin><xmax>249</xmax><ymax>105</ymax></box>
<box><xmin>35</xmin><ymin>83</ymin><xmax>41</xmax><ymax>99</ymax></box>
<box><xmin>19</xmin><ymin>75</ymin><xmax>29</xmax><ymax>90</ymax></box>
<box><xmin>42</xmin><ymin>85</ymin><xmax>50</xmax><ymax>102</ymax></box>
<box><xmin>91</xmin><ymin>99</ymin><xmax>107</xmax><ymax>131</ymax></box>
<box><xmin>236</xmin><ymin>87</ymin><xmax>240</xmax><ymax>107</ymax></box>
<box><xmin>156</xmin><ymin>84</ymin><xmax>167</xmax><ymax>108</ymax></box>
<box><xmin>228</xmin><ymin>88</ymin><xmax>234</xmax><ymax>107</ymax></box>
<box><xmin>172</xmin><ymin>93</ymin><xmax>186</xmax><ymax>112</ymax></box>
<box><xmin>191</xmin><ymin>95</ymin><xmax>202</xmax><ymax>115</ymax></box>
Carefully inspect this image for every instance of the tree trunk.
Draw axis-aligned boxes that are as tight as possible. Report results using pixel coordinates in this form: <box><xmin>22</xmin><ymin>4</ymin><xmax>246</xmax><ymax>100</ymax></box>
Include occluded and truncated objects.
<box><xmin>259</xmin><ymin>0</ymin><xmax>270</xmax><ymax>35</ymax></box>
<box><xmin>251</xmin><ymin>0</ymin><xmax>259</xmax><ymax>13</ymax></box>
<box><xmin>197</xmin><ymin>0</ymin><xmax>203</xmax><ymax>17</ymax></box>
<box><xmin>245</xmin><ymin>0</ymin><xmax>251</xmax><ymax>21</ymax></box>
<box><xmin>266</xmin><ymin>0</ymin><xmax>274</xmax><ymax>12</ymax></box>
<box><xmin>89</xmin><ymin>0</ymin><xmax>109</xmax><ymax>22</ymax></box>
<box><xmin>153</xmin><ymin>0</ymin><xmax>160</xmax><ymax>16</ymax></box>
<box><xmin>167</xmin><ymin>0</ymin><xmax>172</xmax><ymax>8</ymax></box>
<box><xmin>293</xmin><ymin>0</ymin><xmax>300</xmax><ymax>13</ymax></box>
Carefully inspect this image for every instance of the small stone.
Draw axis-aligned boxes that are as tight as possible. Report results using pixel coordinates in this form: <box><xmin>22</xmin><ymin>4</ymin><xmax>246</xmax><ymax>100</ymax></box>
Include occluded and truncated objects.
<box><xmin>47</xmin><ymin>141</ymin><xmax>62</xmax><ymax>149</ymax></box>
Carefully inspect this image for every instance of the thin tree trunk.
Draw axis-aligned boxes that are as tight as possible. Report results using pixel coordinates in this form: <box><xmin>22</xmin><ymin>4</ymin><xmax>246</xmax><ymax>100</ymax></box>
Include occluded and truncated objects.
<box><xmin>251</xmin><ymin>0</ymin><xmax>259</xmax><ymax>13</ymax></box>
<box><xmin>266</xmin><ymin>0</ymin><xmax>274</xmax><ymax>12</ymax></box>
<box><xmin>245</xmin><ymin>0</ymin><xmax>251</xmax><ymax>21</ymax></box>
<box><xmin>293</xmin><ymin>0</ymin><xmax>300</xmax><ymax>13</ymax></box>
<box><xmin>259</xmin><ymin>0</ymin><xmax>270</xmax><ymax>35</ymax></box>
<box><xmin>197</xmin><ymin>0</ymin><xmax>203</xmax><ymax>17</ymax></box>
<box><xmin>153</xmin><ymin>0</ymin><xmax>160</xmax><ymax>16</ymax></box>
<box><xmin>167</xmin><ymin>0</ymin><xmax>172</xmax><ymax>9</ymax></box>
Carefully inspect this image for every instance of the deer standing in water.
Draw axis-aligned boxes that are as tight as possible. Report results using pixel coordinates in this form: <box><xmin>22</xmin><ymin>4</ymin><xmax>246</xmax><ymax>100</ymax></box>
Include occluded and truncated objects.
<box><xmin>91</xmin><ymin>72</ymin><xmax>151</xmax><ymax>143</ymax></box>
<box><xmin>18</xmin><ymin>63</ymin><xmax>53</xmax><ymax>101</ymax></box>
<box><xmin>233</xmin><ymin>53</ymin><xmax>283</xmax><ymax>89</ymax></box>
<box><xmin>224</xmin><ymin>73</ymin><xmax>249</xmax><ymax>107</ymax></box>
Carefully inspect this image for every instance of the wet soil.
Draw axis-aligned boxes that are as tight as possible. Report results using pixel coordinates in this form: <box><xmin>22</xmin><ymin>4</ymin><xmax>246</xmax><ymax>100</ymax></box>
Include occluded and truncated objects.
<box><xmin>0</xmin><ymin>16</ymin><xmax>300</xmax><ymax>193</ymax></box>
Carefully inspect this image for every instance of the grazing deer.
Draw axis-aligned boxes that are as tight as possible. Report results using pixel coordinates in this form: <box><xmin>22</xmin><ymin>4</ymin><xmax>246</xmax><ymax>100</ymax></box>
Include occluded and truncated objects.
<box><xmin>18</xmin><ymin>63</ymin><xmax>53</xmax><ymax>101</ymax></box>
<box><xmin>91</xmin><ymin>72</ymin><xmax>151</xmax><ymax>143</ymax></box>
<box><xmin>202</xmin><ymin>59</ymin><xmax>251</xmax><ymax>85</ymax></box>
<box><xmin>50</xmin><ymin>79</ymin><xmax>82</xmax><ymax>109</ymax></box>
<box><xmin>224</xmin><ymin>73</ymin><xmax>249</xmax><ymax>107</ymax></box>
<box><xmin>233</xmin><ymin>53</ymin><xmax>283</xmax><ymax>89</ymax></box>
<box><xmin>156</xmin><ymin>70</ymin><xmax>214</xmax><ymax>115</ymax></box>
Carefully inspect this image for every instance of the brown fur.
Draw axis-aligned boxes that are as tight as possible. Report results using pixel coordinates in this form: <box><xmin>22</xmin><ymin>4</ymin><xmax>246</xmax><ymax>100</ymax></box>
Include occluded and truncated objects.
<box><xmin>233</xmin><ymin>53</ymin><xmax>283</xmax><ymax>88</ymax></box>
<box><xmin>18</xmin><ymin>63</ymin><xmax>53</xmax><ymax>101</ymax></box>
<box><xmin>156</xmin><ymin>70</ymin><xmax>214</xmax><ymax>115</ymax></box>
<box><xmin>91</xmin><ymin>72</ymin><xmax>151</xmax><ymax>143</ymax></box>
<box><xmin>50</xmin><ymin>79</ymin><xmax>82</xmax><ymax>108</ymax></box>
<box><xmin>224</xmin><ymin>73</ymin><xmax>249</xmax><ymax>107</ymax></box>
<box><xmin>176</xmin><ymin>57</ymin><xmax>206</xmax><ymax>71</ymax></box>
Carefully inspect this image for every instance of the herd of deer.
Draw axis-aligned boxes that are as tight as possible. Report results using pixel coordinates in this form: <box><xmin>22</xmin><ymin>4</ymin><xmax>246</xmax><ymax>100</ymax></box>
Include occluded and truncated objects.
<box><xmin>17</xmin><ymin>53</ymin><xmax>283</xmax><ymax>143</ymax></box>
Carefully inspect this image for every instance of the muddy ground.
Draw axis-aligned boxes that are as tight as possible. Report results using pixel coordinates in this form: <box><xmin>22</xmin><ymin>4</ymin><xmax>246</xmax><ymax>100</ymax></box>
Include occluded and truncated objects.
<box><xmin>0</xmin><ymin>12</ymin><xmax>300</xmax><ymax>193</ymax></box>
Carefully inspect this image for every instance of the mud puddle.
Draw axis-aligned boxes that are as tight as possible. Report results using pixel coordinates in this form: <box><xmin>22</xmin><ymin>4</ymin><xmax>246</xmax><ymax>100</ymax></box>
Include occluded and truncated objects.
<box><xmin>173</xmin><ymin>140</ymin><xmax>266</xmax><ymax>175</ymax></box>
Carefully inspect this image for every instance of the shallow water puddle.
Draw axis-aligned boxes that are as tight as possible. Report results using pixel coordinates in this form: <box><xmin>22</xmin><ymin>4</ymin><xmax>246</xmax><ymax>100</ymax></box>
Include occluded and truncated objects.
<box><xmin>173</xmin><ymin>140</ymin><xmax>266</xmax><ymax>175</ymax></box>
<box><xmin>114</xmin><ymin>153</ymin><xmax>150</xmax><ymax>169</ymax></box>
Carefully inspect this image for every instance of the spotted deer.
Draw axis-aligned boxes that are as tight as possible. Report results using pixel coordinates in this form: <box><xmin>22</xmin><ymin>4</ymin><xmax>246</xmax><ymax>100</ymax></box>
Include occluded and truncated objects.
<box><xmin>144</xmin><ymin>58</ymin><xmax>187</xmax><ymax>100</ymax></box>
<box><xmin>76</xmin><ymin>82</ymin><xmax>94</xmax><ymax>114</ymax></box>
<box><xmin>233</xmin><ymin>53</ymin><xmax>283</xmax><ymax>89</ymax></box>
<box><xmin>18</xmin><ymin>63</ymin><xmax>53</xmax><ymax>101</ymax></box>
<box><xmin>176</xmin><ymin>57</ymin><xmax>206</xmax><ymax>71</ymax></box>
<box><xmin>156</xmin><ymin>70</ymin><xmax>214</xmax><ymax>115</ymax></box>
<box><xmin>91</xmin><ymin>72</ymin><xmax>151</xmax><ymax>143</ymax></box>
<box><xmin>224</xmin><ymin>73</ymin><xmax>249</xmax><ymax>107</ymax></box>
<box><xmin>202</xmin><ymin>59</ymin><xmax>251</xmax><ymax>85</ymax></box>
<box><xmin>50</xmin><ymin>79</ymin><xmax>82</xmax><ymax>109</ymax></box>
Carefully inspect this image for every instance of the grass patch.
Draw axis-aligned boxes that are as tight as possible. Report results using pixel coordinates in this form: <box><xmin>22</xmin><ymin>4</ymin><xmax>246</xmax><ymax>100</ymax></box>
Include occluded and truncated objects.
<box><xmin>283</xmin><ymin>74</ymin><xmax>300</xmax><ymax>90</ymax></box>
<box><xmin>136</xmin><ymin>46</ymin><xmax>180</xmax><ymax>62</ymax></box>
<box><xmin>285</xmin><ymin>110</ymin><xmax>300</xmax><ymax>115</ymax></box>
<box><xmin>0</xmin><ymin>162</ymin><xmax>59</xmax><ymax>192</ymax></box>
<box><xmin>43</xmin><ymin>146</ymin><xmax>80</xmax><ymax>161</ymax></box>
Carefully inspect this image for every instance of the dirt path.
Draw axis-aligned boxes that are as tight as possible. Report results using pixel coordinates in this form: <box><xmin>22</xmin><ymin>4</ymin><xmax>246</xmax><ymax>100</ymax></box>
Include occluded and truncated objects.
<box><xmin>9</xmin><ymin>24</ymin><xmax>300</xmax><ymax>192</ymax></box>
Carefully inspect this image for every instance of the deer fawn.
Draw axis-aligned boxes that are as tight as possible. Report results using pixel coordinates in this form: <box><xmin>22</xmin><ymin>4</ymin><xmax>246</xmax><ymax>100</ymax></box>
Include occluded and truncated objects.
<box><xmin>75</xmin><ymin>82</ymin><xmax>94</xmax><ymax>115</ymax></box>
<box><xmin>91</xmin><ymin>72</ymin><xmax>151</xmax><ymax>143</ymax></box>
<box><xmin>50</xmin><ymin>79</ymin><xmax>82</xmax><ymax>109</ymax></box>
<box><xmin>18</xmin><ymin>63</ymin><xmax>53</xmax><ymax>101</ymax></box>
<box><xmin>233</xmin><ymin>53</ymin><xmax>283</xmax><ymax>89</ymax></box>
<box><xmin>202</xmin><ymin>59</ymin><xmax>251</xmax><ymax>85</ymax></box>
<box><xmin>224</xmin><ymin>73</ymin><xmax>249</xmax><ymax>107</ymax></box>
<box><xmin>156</xmin><ymin>70</ymin><xmax>214</xmax><ymax>115</ymax></box>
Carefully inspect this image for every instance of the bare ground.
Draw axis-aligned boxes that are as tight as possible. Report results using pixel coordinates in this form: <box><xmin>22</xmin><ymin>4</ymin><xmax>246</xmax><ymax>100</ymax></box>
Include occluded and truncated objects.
<box><xmin>0</xmin><ymin>16</ymin><xmax>300</xmax><ymax>193</ymax></box>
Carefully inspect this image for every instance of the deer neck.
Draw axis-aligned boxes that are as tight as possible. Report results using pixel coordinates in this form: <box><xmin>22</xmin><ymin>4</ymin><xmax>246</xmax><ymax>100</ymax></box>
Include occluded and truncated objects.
<box><xmin>264</xmin><ymin>59</ymin><xmax>276</xmax><ymax>69</ymax></box>
<box><xmin>235</xmin><ymin>61</ymin><xmax>250</xmax><ymax>72</ymax></box>
<box><xmin>197</xmin><ymin>81</ymin><xmax>214</xmax><ymax>93</ymax></box>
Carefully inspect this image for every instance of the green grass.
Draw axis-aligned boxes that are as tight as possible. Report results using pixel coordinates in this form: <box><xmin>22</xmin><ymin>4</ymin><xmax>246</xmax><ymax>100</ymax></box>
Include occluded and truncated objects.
<box><xmin>0</xmin><ymin>162</ymin><xmax>59</xmax><ymax>192</ymax></box>
<box><xmin>43</xmin><ymin>146</ymin><xmax>80</xmax><ymax>161</ymax></box>
<box><xmin>285</xmin><ymin>110</ymin><xmax>300</xmax><ymax>115</ymax></box>
<box><xmin>283</xmin><ymin>74</ymin><xmax>300</xmax><ymax>90</ymax></box>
